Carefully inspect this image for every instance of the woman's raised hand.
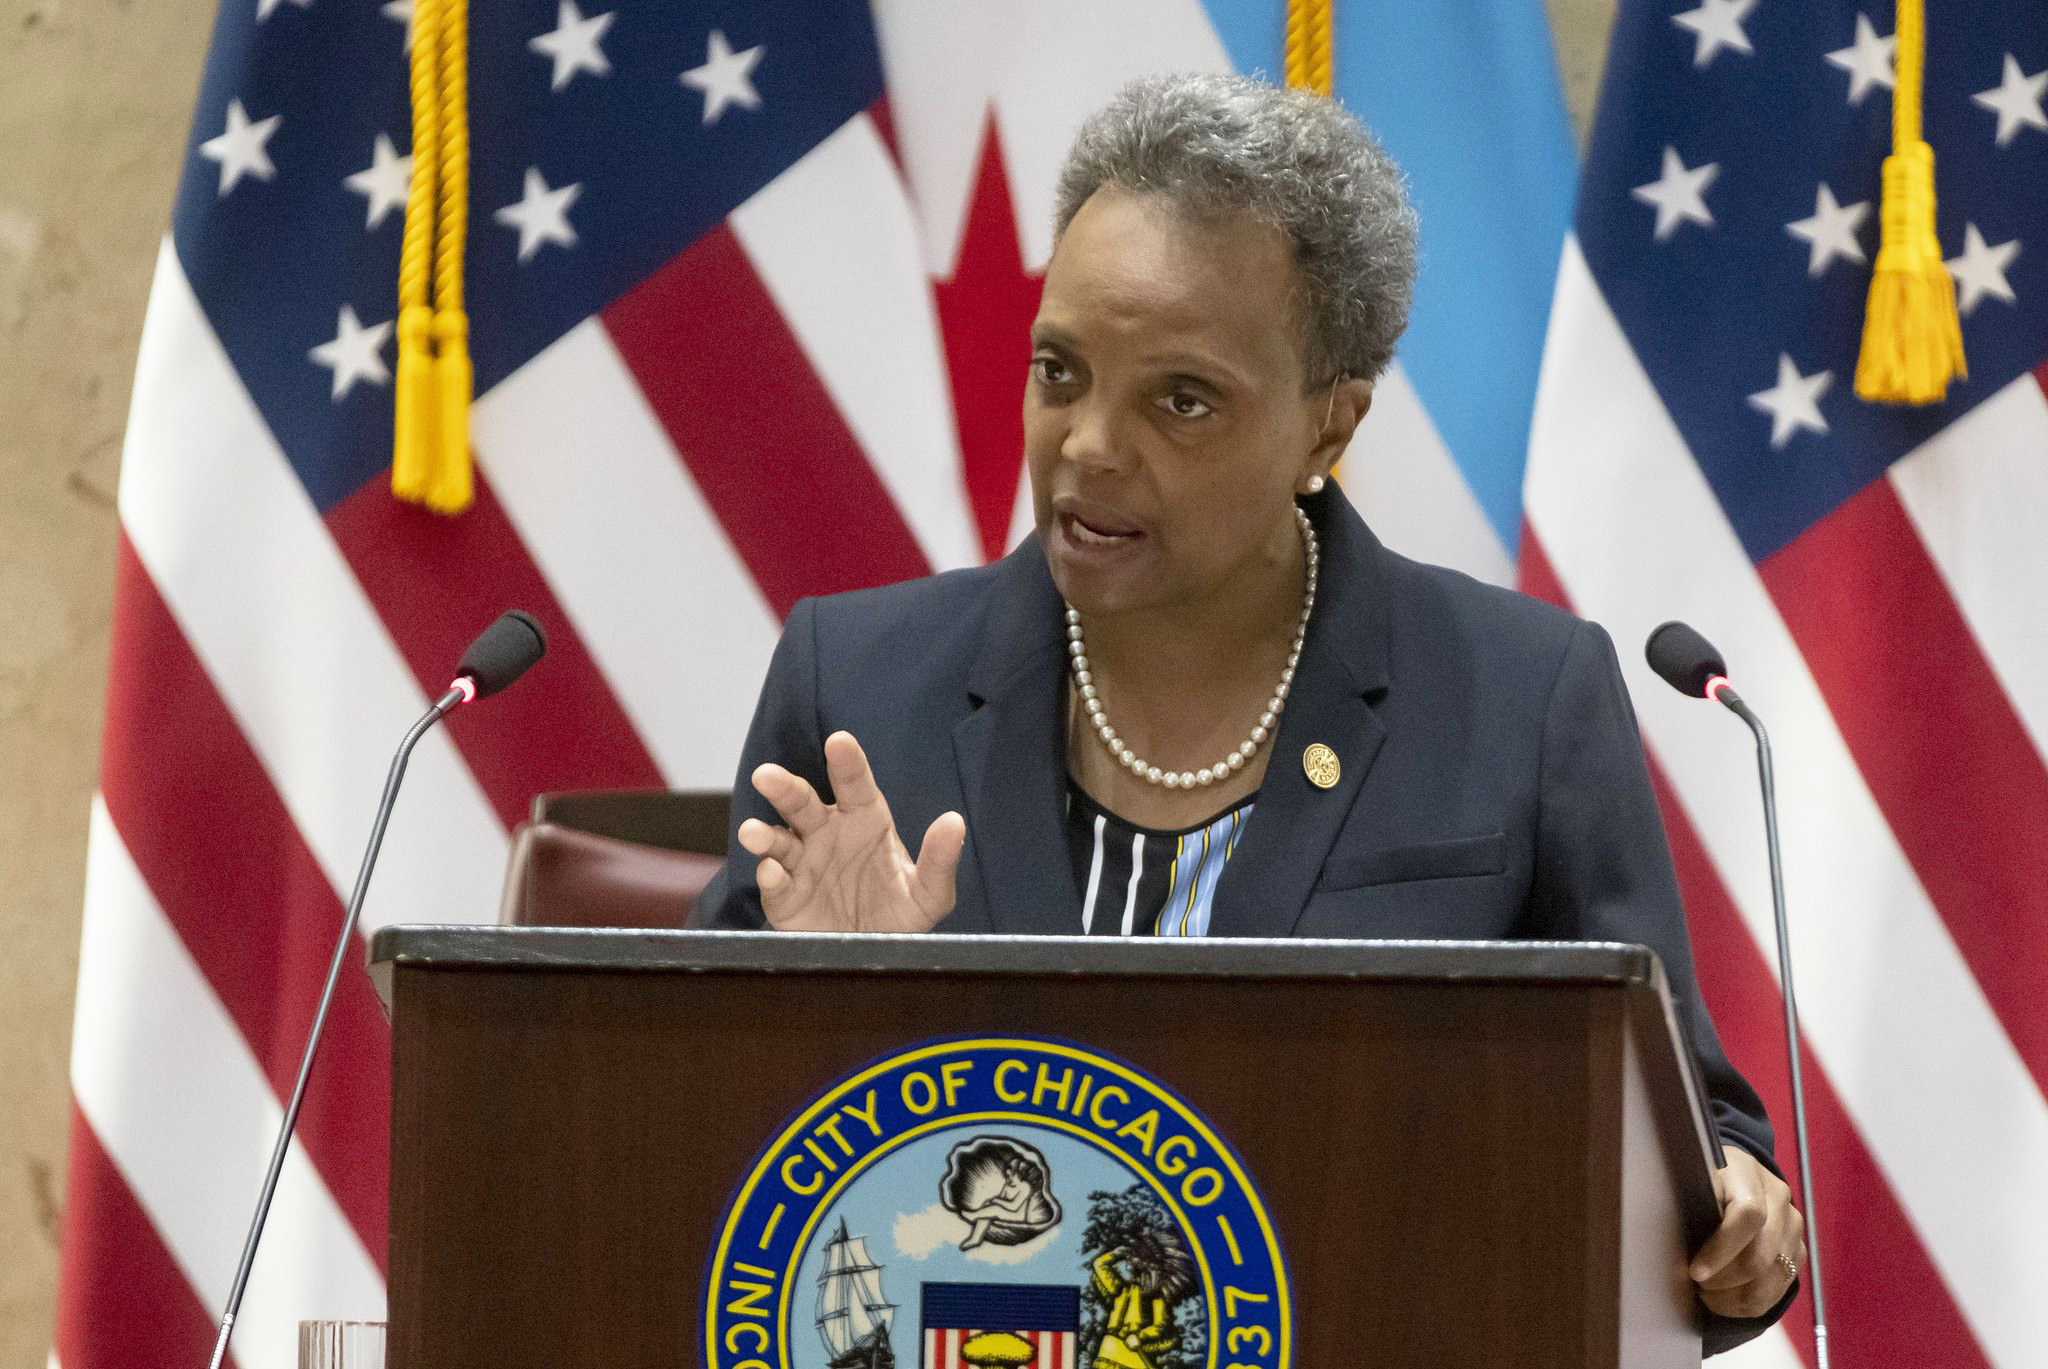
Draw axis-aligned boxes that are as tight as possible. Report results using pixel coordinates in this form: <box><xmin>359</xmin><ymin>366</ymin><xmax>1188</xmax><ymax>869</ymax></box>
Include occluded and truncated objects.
<box><xmin>736</xmin><ymin>731</ymin><xmax>967</xmax><ymax>934</ymax></box>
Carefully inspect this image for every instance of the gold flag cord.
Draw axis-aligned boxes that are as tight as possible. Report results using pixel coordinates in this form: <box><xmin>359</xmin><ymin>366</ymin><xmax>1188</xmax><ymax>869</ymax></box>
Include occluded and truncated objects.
<box><xmin>1854</xmin><ymin>0</ymin><xmax>1966</xmax><ymax>405</ymax></box>
<box><xmin>1286</xmin><ymin>0</ymin><xmax>1339</xmax><ymax>485</ymax></box>
<box><xmin>1285</xmin><ymin>0</ymin><xmax>1334</xmax><ymax>98</ymax></box>
<box><xmin>392</xmin><ymin>0</ymin><xmax>475</xmax><ymax>513</ymax></box>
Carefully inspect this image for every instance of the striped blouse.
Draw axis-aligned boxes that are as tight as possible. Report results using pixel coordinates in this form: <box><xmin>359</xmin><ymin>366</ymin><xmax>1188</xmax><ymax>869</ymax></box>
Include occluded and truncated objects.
<box><xmin>1064</xmin><ymin>782</ymin><xmax>1256</xmax><ymax>938</ymax></box>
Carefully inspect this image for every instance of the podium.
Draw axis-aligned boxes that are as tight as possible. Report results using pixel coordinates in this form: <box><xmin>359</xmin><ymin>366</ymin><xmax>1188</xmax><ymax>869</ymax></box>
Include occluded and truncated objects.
<box><xmin>368</xmin><ymin>928</ymin><xmax>1724</xmax><ymax>1369</ymax></box>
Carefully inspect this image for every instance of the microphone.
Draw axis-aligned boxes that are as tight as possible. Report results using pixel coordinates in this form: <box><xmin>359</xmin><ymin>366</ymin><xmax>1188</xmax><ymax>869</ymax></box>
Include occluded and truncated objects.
<box><xmin>455</xmin><ymin>608</ymin><xmax>547</xmax><ymax>699</ymax></box>
<box><xmin>206</xmin><ymin>612</ymin><xmax>548</xmax><ymax>1369</ymax></box>
<box><xmin>1645</xmin><ymin>619</ymin><xmax>1727</xmax><ymax>700</ymax></box>
<box><xmin>1646</xmin><ymin>622</ymin><xmax>1831</xmax><ymax>1369</ymax></box>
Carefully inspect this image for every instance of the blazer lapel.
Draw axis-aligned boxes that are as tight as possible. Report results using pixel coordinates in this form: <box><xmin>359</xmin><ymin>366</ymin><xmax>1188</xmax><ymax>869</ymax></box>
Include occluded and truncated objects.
<box><xmin>952</xmin><ymin>539</ymin><xmax>1086</xmax><ymax>936</ymax></box>
<box><xmin>1208</xmin><ymin>492</ymin><xmax>1394</xmax><ymax>939</ymax></box>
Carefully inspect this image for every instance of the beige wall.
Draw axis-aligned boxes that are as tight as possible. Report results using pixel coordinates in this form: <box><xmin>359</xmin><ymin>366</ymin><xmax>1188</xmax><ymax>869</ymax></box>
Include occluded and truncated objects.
<box><xmin>1550</xmin><ymin>0</ymin><xmax>1620</xmax><ymax>145</ymax></box>
<box><xmin>2</xmin><ymin>0</ymin><xmax>220</xmax><ymax>1361</ymax></box>
<box><xmin>0</xmin><ymin>2</ymin><xmax>1614</xmax><ymax>1362</ymax></box>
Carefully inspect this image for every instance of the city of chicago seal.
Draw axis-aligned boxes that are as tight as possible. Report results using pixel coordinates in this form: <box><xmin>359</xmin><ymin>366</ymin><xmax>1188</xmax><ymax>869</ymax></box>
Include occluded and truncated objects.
<box><xmin>704</xmin><ymin>1038</ymin><xmax>1290</xmax><ymax>1369</ymax></box>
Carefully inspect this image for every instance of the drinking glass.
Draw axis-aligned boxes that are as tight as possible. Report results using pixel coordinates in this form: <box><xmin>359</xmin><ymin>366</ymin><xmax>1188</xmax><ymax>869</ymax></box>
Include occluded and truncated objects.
<box><xmin>298</xmin><ymin>1319</ymin><xmax>386</xmax><ymax>1369</ymax></box>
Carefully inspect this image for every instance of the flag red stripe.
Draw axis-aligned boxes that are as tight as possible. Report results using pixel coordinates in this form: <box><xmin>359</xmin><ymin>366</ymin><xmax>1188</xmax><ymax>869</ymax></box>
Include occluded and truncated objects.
<box><xmin>1757</xmin><ymin>479</ymin><xmax>2048</xmax><ymax>1097</ymax></box>
<box><xmin>325</xmin><ymin>472</ymin><xmax>666</xmax><ymax>828</ymax></box>
<box><xmin>867</xmin><ymin>94</ymin><xmax>903</xmax><ymax>168</ymax></box>
<box><xmin>1520</xmin><ymin>530</ymin><xmax>1993</xmax><ymax>1369</ymax></box>
<box><xmin>603</xmin><ymin>224</ymin><xmax>933</xmax><ymax>619</ymax></box>
<box><xmin>54</xmin><ymin>1104</ymin><xmax>230</xmax><ymax>1369</ymax></box>
<box><xmin>98</xmin><ymin>533</ymin><xmax>390</xmax><ymax>1265</ymax></box>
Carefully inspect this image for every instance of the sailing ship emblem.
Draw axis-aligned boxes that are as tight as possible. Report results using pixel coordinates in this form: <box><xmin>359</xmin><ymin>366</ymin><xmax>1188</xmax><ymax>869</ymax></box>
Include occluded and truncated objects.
<box><xmin>817</xmin><ymin>1218</ymin><xmax>899</xmax><ymax>1369</ymax></box>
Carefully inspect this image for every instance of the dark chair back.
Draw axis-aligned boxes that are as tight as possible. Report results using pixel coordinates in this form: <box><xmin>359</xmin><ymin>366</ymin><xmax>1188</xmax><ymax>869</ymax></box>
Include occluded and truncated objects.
<box><xmin>528</xmin><ymin>789</ymin><xmax>730</xmax><ymax>855</ymax></box>
<box><xmin>498</xmin><ymin>790</ymin><xmax>731</xmax><ymax>928</ymax></box>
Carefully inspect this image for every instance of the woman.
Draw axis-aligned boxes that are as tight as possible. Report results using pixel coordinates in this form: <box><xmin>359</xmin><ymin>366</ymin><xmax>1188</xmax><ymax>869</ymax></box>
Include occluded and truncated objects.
<box><xmin>691</xmin><ymin>73</ymin><xmax>1800</xmax><ymax>1348</ymax></box>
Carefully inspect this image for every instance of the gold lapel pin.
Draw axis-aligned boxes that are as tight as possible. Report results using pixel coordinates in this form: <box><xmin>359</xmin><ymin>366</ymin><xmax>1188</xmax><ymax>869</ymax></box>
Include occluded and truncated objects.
<box><xmin>1303</xmin><ymin>743</ymin><xmax>1341</xmax><ymax>790</ymax></box>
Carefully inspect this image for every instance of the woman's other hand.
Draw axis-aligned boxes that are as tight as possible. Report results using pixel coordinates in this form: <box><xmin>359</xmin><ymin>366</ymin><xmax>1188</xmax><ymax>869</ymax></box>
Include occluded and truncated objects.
<box><xmin>1690</xmin><ymin>1145</ymin><xmax>1806</xmax><ymax>1319</ymax></box>
<box><xmin>736</xmin><ymin>730</ymin><xmax>965</xmax><ymax>934</ymax></box>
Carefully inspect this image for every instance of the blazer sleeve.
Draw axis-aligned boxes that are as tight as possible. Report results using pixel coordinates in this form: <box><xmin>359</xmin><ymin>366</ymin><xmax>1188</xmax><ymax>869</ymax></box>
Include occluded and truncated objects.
<box><xmin>688</xmin><ymin>597</ymin><xmax>827</xmax><ymax>930</ymax></box>
<box><xmin>1524</xmin><ymin>619</ymin><xmax>1795</xmax><ymax>1355</ymax></box>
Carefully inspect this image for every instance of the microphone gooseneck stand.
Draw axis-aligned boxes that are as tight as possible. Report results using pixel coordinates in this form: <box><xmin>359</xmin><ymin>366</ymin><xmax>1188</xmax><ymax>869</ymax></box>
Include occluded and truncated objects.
<box><xmin>202</xmin><ymin>609</ymin><xmax>543</xmax><ymax>1369</ymax></box>
<box><xmin>205</xmin><ymin>681</ymin><xmax>470</xmax><ymax>1369</ymax></box>
<box><xmin>1707</xmin><ymin>676</ymin><xmax>1830</xmax><ymax>1369</ymax></box>
<box><xmin>1645</xmin><ymin>620</ymin><xmax>1831</xmax><ymax>1366</ymax></box>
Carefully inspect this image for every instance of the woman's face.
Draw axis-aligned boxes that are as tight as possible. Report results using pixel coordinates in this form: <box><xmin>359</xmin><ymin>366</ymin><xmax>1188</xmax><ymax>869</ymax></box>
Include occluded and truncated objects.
<box><xmin>1025</xmin><ymin>185</ymin><xmax>1349</xmax><ymax>619</ymax></box>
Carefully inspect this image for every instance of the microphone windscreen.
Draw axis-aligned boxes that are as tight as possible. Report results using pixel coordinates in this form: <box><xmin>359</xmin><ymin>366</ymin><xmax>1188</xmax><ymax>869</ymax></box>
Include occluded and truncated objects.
<box><xmin>1645</xmin><ymin>620</ymin><xmax>1727</xmax><ymax>698</ymax></box>
<box><xmin>456</xmin><ymin>610</ymin><xmax>548</xmax><ymax>698</ymax></box>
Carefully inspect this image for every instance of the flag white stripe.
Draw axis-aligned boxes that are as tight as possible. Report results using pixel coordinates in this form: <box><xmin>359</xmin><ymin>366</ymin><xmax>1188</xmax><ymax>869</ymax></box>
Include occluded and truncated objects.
<box><xmin>116</xmin><ymin>241</ymin><xmax>507</xmax><ymax>932</ymax></box>
<box><xmin>1080</xmin><ymin>812</ymin><xmax>1106</xmax><ymax>934</ymax></box>
<box><xmin>990</xmin><ymin>0</ymin><xmax>1234</xmax><ymax>272</ymax></box>
<box><xmin>730</xmin><ymin>112</ymin><xmax>980</xmax><ymax>573</ymax></box>
<box><xmin>1006</xmin><ymin>467</ymin><xmax>1038</xmax><ymax>556</ymax></box>
<box><xmin>1526</xmin><ymin>236</ymin><xmax>2048</xmax><ymax>1366</ymax></box>
<box><xmin>1887</xmin><ymin>370</ymin><xmax>2048</xmax><ymax>763</ymax></box>
<box><xmin>870</xmin><ymin>0</ymin><xmax>1231</xmax><ymax>275</ymax></box>
<box><xmin>1713</xmin><ymin>1326</ymin><xmax>1808</xmax><ymax>1369</ymax></box>
<box><xmin>1120</xmin><ymin>832</ymin><xmax>1144</xmax><ymax>936</ymax></box>
<box><xmin>473</xmin><ymin>319</ymin><xmax>780</xmax><ymax>789</ymax></box>
<box><xmin>1345</xmin><ymin>359</ymin><xmax>1515</xmax><ymax>587</ymax></box>
<box><xmin>72</xmin><ymin>800</ymin><xmax>384</xmax><ymax>1369</ymax></box>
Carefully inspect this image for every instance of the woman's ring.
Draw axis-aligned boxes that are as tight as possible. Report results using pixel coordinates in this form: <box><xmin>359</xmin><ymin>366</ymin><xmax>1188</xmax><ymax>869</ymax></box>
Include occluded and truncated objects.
<box><xmin>1778</xmin><ymin>1253</ymin><xmax>1799</xmax><ymax>1282</ymax></box>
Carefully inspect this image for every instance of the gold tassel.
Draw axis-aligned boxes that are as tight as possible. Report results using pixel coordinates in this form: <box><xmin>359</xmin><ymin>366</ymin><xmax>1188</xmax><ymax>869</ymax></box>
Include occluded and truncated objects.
<box><xmin>419</xmin><ymin>0</ymin><xmax>473</xmax><ymax>512</ymax></box>
<box><xmin>389</xmin><ymin>0</ymin><xmax>476</xmax><ymax>513</ymax></box>
<box><xmin>1854</xmin><ymin>0</ymin><xmax>1966</xmax><ymax>405</ymax></box>
<box><xmin>391</xmin><ymin>0</ymin><xmax>441</xmax><ymax>506</ymax></box>
<box><xmin>429</xmin><ymin>308</ymin><xmax>474</xmax><ymax>513</ymax></box>
<box><xmin>390</xmin><ymin>304</ymin><xmax>439</xmax><ymax>502</ymax></box>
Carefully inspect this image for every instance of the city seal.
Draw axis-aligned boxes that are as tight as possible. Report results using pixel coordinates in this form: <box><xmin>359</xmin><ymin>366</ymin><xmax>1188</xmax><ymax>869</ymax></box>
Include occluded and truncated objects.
<box><xmin>704</xmin><ymin>1037</ymin><xmax>1290</xmax><ymax>1369</ymax></box>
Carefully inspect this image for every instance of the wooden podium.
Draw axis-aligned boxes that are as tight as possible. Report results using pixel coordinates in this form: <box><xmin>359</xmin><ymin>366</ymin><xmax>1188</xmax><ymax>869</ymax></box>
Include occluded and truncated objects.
<box><xmin>368</xmin><ymin>928</ymin><xmax>1723</xmax><ymax>1369</ymax></box>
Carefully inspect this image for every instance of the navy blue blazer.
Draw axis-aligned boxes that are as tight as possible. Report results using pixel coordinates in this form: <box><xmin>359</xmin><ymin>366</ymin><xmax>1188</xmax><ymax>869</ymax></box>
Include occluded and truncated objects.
<box><xmin>692</xmin><ymin>489</ymin><xmax>1784</xmax><ymax>1350</ymax></box>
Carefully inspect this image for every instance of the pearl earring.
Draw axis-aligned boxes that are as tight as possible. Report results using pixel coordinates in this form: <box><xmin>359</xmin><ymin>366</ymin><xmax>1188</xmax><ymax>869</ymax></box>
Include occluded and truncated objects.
<box><xmin>1303</xmin><ymin>475</ymin><xmax>1327</xmax><ymax>495</ymax></box>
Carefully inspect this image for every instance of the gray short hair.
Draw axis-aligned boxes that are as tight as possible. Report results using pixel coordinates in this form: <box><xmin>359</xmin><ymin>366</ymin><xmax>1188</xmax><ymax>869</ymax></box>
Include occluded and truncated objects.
<box><xmin>1054</xmin><ymin>72</ymin><xmax>1419</xmax><ymax>384</ymax></box>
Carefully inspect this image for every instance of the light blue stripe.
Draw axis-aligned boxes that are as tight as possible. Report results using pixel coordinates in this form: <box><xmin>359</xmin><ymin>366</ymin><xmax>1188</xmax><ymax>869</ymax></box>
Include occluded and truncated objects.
<box><xmin>1157</xmin><ymin>803</ymin><xmax>1252</xmax><ymax>939</ymax></box>
<box><xmin>1157</xmin><ymin>835</ymin><xmax>1188</xmax><ymax>936</ymax></box>
<box><xmin>1199</xmin><ymin>0</ymin><xmax>1577</xmax><ymax>551</ymax></box>
<box><xmin>1178</xmin><ymin>828</ymin><xmax>1210</xmax><ymax>936</ymax></box>
<box><xmin>1185</xmin><ymin>818</ymin><xmax>1226</xmax><ymax>937</ymax></box>
<box><xmin>1200</xmin><ymin>0</ymin><xmax>1285</xmax><ymax>80</ymax></box>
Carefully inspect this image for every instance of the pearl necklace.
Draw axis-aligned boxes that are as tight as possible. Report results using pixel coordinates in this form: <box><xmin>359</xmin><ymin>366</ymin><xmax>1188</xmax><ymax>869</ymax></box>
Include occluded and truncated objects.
<box><xmin>1065</xmin><ymin>505</ymin><xmax>1318</xmax><ymax>789</ymax></box>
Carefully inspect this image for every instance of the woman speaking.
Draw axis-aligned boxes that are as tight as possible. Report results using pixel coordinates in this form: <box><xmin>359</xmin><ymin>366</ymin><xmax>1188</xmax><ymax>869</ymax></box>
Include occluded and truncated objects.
<box><xmin>691</xmin><ymin>72</ymin><xmax>1801</xmax><ymax>1349</ymax></box>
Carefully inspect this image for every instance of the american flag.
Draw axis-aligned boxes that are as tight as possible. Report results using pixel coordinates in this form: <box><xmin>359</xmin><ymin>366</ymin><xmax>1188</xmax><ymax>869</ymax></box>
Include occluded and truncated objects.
<box><xmin>920</xmin><ymin>1283</ymin><xmax>1080</xmax><ymax>1369</ymax></box>
<box><xmin>1524</xmin><ymin>2</ymin><xmax>2048</xmax><ymax>1367</ymax></box>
